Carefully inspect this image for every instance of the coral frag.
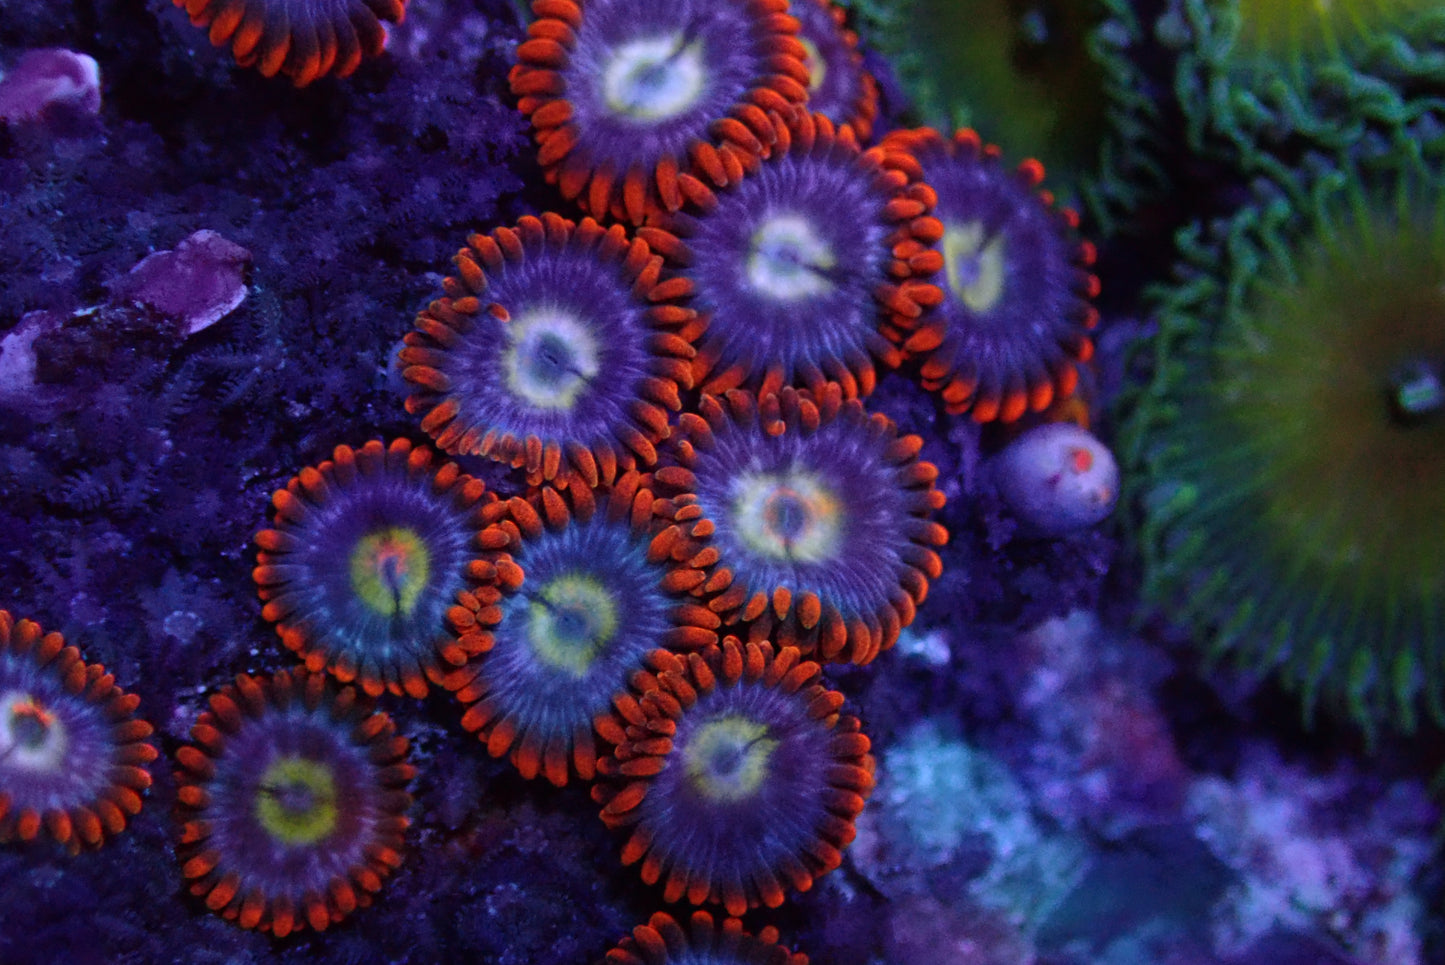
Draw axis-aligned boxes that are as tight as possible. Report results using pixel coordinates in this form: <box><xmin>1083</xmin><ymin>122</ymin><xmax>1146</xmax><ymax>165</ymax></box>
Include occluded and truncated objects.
<box><xmin>595</xmin><ymin>638</ymin><xmax>874</xmax><ymax>917</ymax></box>
<box><xmin>788</xmin><ymin>0</ymin><xmax>877</xmax><ymax>142</ymax></box>
<box><xmin>253</xmin><ymin>438</ymin><xmax>497</xmax><ymax>699</ymax></box>
<box><xmin>656</xmin><ymin>386</ymin><xmax>947</xmax><ymax>665</ymax></box>
<box><xmin>400</xmin><ymin>213</ymin><xmax>697</xmax><ymax>488</ymax></box>
<box><xmin>442</xmin><ymin>472</ymin><xmax>720</xmax><ymax>786</ymax></box>
<box><xmin>174</xmin><ymin>669</ymin><xmax>415</xmax><ymax>936</ymax></box>
<box><xmin>174</xmin><ymin>0</ymin><xmax>408</xmax><ymax>86</ymax></box>
<box><xmin>652</xmin><ymin>109</ymin><xmax>934</xmax><ymax>399</ymax></box>
<box><xmin>2</xmin><ymin>0</ymin><xmax>1442</xmax><ymax>958</ymax></box>
<box><xmin>881</xmin><ymin>126</ymin><xmax>1100</xmax><ymax>423</ymax></box>
<box><xmin>605</xmin><ymin>910</ymin><xmax>809</xmax><ymax>965</ymax></box>
<box><xmin>510</xmin><ymin>0</ymin><xmax>809</xmax><ymax>224</ymax></box>
<box><xmin>0</xmin><ymin>611</ymin><xmax>157</xmax><ymax>852</ymax></box>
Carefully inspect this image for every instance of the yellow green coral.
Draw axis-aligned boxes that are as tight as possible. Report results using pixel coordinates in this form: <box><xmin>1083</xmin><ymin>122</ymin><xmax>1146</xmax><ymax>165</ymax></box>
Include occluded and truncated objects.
<box><xmin>1123</xmin><ymin>152</ymin><xmax>1445</xmax><ymax>735</ymax></box>
<box><xmin>838</xmin><ymin>0</ymin><xmax>1162</xmax><ymax>233</ymax></box>
<box><xmin>1167</xmin><ymin>0</ymin><xmax>1445</xmax><ymax>170</ymax></box>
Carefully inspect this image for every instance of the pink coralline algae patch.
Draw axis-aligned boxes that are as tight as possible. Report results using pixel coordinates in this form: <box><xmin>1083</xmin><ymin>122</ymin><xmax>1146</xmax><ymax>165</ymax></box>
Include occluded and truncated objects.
<box><xmin>0</xmin><ymin>311</ymin><xmax>59</xmax><ymax>401</ymax></box>
<box><xmin>1017</xmin><ymin>610</ymin><xmax>1190</xmax><ymax>833</ymax></box>
<box><xmin>1187</xmin><ymin>744</ymin><xmax>1437</xmax><ymax>963</ymax></box>
<box><xmin>0</xmin><ymin>49</ymin><xmax>101</xmax><ymax>123</ymax></box>
<box><xmin>109</xmin><ymin>230</ymin><xmax>252</xmax><ymax>335</ymax></box>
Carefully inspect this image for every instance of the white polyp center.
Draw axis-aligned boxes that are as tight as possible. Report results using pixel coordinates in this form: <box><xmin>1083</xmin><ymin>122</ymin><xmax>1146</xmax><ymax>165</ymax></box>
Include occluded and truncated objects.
<box><xmin>0</xmin><ymin>690</ymin><xmax>68</xmax><ymax>772</ymax></box>
<box><xmin>731</xmin><ymin>468</ymin><xmax>844</xmax><ymax>563</ymax></box>
<box><xmin>746</xmin><ymin>213</ymin><xmax>839</xmax><ymax>301</ymax></box>
<box><xmin>602</xmin><ymin>33</ymin><xmax>708</xmax><ymax>122</ymax></box>
<box><xmin>943</xmin><ymin>220</ymin><xmax>1007</xmax><ymax>313</ymax></box>
<box><xmin>504</xmin><ymin>308</ymin><xmax>600</xmax><ymax>410</ymax></box>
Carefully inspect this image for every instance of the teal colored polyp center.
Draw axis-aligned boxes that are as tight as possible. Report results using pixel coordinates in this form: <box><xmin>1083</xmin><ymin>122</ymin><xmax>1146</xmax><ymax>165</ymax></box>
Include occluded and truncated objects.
<box><xmin>527</xmin><ymin>573</ymin><xmax>619</xmax><ymax>677</ymax></box>
<box><xmin>731</xmin><ymin>469</ymin><xmax>844</xmax><ymax>563</ymax></box>
<box><xmin>0</xmin><ymin>691</ymin><xmax>66</xmax><ymax>772</ymax></box>
<box><xmin>683</xmin><ymin>714</ymin><xmax>777</xmax><ymax>802</ymax></box>
<box><xmin>504</xmin><ymin>308</ymin><xmax>600</xmax><ymax>411</ymax></box>
<box><xmin>602</xmin><ymin>32</ymin><xmax>707</xmax><ymax>122</ymax></box>
<box><xmin>746</xmin><ymin>214</ymin><xmax>839</xmax><ymax>301</ymax></box>
<box><xmin>255</xmin><ymin>755</ymin><xmax>340</xmax><ymax>846</ymax></box>
<box><xmin>350</xmin><ymin>526</ymin><xmax>431</xmax><ymax>617</ymax></box>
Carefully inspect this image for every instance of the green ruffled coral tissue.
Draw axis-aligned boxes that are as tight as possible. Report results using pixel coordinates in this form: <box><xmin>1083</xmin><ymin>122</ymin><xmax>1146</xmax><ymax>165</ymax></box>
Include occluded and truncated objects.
<box><xmin>837</xmin><ymin>0</ymin><xmax>1163</xmax><ymax>232</ymax></box>
<box><xmin>1124</xmin><ymin>152</ymin><xmax>1445</xmax><ymax>737</ymax></box>
<box><xmin>1165</xmin><ymin>0</ymin><xmax>1445</xmax><ymax>169</ymax></box>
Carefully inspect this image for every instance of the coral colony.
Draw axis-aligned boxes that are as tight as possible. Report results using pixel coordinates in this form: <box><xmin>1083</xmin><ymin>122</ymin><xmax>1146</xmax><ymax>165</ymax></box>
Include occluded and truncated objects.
<box><xmin>1</xmin><ymin>0</ymin><xmax>1443</xmax><ymax>961</ymax></box>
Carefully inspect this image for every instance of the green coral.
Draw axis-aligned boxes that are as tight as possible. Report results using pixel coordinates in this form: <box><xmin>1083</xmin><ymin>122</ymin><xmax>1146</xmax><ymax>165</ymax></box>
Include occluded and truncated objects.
<box><xmin>1166</xmin><ymin>0</ymin><xmax>1445</xmax><ymax>174</ymax></box>
<box><xmin>838</xmin><ymin>0</ymin><xmax>1162</xmax><ymax>235</ymax></box>
<box><xmin>1122</xmin><ymin>150</ymin><xmax>1445</xmax><ymax>737</ymax></box>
